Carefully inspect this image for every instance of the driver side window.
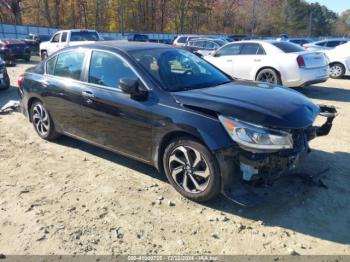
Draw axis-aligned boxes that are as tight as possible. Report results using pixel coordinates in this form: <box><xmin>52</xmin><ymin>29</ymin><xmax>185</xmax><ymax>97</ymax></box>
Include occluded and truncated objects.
<box><xmin>88</xmin><ymin>51</ymin><xmax>137</xmax><ymax>89</ymax></box>
<box><xmin>52</xmin><ymin>33</ymin><xmax>60</xmax><ymax>43</ymax></box>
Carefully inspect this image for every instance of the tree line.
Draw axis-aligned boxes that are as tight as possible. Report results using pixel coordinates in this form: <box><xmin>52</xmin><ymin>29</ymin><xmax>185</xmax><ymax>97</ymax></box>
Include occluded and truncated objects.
<box><xmin>0</xmin><ymin>0</ymin><xmax>349</xmax><ymax>37</ymax></box>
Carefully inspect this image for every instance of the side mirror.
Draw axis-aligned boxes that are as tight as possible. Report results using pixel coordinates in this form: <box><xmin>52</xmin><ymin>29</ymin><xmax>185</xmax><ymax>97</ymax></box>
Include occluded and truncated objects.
<box><xmin>213</xmin><ymin>52</ymin><xmax>220</xmax><ymax>57</ymax></box>
<box><xmin>119</xmin><ymin>78</ymin><xmax>148</xmax><ymax>101</ymax></box>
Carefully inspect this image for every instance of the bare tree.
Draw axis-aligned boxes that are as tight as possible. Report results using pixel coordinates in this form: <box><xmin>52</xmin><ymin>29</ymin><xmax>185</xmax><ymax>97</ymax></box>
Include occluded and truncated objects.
<box><xmin>0</xmin><ymin>0</ymin><xmax>23</xmax><ymax>24</ymax></box>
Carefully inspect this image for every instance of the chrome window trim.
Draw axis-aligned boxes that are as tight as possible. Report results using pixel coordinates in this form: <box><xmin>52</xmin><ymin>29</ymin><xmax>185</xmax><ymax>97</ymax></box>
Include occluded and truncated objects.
<box><xmin>43</xmin><ymin>47</ymin><xmax>151</xmax><ymax>93</ymax></box>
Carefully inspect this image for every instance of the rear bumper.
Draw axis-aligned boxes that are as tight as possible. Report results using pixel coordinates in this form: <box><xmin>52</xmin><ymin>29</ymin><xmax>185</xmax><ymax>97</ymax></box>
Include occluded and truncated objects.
<box><xmin>283</xmin><ymin>66</ymin><xmax>329</xmax><ymax>87</ymax></box>
<box><xmin>0</xmin><ymin>51</ymin><xmax>30</xmax><ymax>60</ymax></box>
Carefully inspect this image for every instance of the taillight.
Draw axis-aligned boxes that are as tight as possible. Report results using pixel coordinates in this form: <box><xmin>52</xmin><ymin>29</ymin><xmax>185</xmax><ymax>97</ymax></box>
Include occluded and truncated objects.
<box><xmin>297</xmin><ymin>55</ymin><xmax>305</xmax><ymax>68</ymax></box>
<box><xmin>18</xmin><ymin>74</ymin><xmax>24</xmax><ymax>89</ymax></box>
<box><xmin>1</xmin><ymin>44</ymin><xmax>8</xmax><ymax>50</ymax></box>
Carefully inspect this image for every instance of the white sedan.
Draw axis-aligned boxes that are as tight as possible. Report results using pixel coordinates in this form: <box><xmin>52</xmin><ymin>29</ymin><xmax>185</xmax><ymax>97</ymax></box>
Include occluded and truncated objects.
<box><xmin>323</xmin><ymin>42</ymin><xmax>350</xmax><ymax>79</ymax></box>
<box><xmin>204</xmin><ymin>40</ymin><xmax>329</xmax><ymax>87</ymax></box>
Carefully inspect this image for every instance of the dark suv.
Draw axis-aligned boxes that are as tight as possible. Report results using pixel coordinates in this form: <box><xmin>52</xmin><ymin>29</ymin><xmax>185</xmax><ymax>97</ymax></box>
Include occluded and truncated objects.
<box><xmin>18</xmin><ymin>42</ymin><xmax>337</xmax><ymax>205</ymax></box>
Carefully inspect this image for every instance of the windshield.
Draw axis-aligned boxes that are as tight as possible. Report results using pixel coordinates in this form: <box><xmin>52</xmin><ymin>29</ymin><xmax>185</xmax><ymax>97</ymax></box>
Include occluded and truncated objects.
<box><xmin>70</xmin><ymin>31</ymin><xmax>100</xmax><ymax>41</ymax></box>
<box><xmin>130</xmin><ymin>48</ymin><xmax>231</xmax><ymax>92</ymax></box>
<box><xmin>272</xmin><ymin>42</ymin><xmax>304</xmax><ymax>53</ymax></box>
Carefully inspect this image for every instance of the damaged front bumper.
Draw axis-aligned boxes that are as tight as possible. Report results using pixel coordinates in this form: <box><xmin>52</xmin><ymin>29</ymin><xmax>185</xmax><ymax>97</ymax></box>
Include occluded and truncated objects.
<box><xmin>215</xmin><ymin>105</ymin><xmax>338</xmax><ymax>206</ymax></box>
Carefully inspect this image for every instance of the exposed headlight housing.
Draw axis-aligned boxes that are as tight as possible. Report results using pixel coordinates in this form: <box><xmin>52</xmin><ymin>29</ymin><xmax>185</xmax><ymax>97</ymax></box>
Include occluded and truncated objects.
<box><xmin>219</xmin><ymin>115</ymin><xmax>293</xmax><ymax>151</ymax></box>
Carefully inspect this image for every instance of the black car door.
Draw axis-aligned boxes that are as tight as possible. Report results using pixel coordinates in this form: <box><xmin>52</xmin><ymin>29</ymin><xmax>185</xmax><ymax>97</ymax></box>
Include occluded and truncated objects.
<box><xmin>78</xmin><ymin>50</ymin><xmax>154</xmax><ymax>162</ymax></box>
<box><xmin>42</xmin><ymin>50</ymin><xmax>88</xmax><ymax>135</ymax></box>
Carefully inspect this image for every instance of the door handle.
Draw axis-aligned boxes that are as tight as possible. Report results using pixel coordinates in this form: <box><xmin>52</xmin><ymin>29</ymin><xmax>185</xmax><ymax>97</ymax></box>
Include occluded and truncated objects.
<box><xmin>254</xmin><ymin>59</ymin><xmax>261</xmax><ymax>62</ymax></box>
<box><xmin>82</xmin><ymin>91</ymin><xmax>95</xmax><ymax>98</ymax></box>
<box><xmin>226</xmin><ymin>59</ymin><xmax>232</xmax><ymax>62</ymax></box>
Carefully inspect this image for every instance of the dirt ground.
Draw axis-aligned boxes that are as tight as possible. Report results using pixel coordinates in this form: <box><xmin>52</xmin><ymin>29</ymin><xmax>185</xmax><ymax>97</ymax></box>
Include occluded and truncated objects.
<box><xmin>0</xmin><ymin>58</ymin><xmax>349</xmax><ymax>255</ymax></box>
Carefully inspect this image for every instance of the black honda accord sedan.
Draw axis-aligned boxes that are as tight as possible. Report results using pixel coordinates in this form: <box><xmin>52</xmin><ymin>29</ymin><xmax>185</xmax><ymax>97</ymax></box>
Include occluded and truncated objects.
<box><xmin>18</xmin><ymin>42</ymin><xmax>337</xmax><ymax>205</ymax></box>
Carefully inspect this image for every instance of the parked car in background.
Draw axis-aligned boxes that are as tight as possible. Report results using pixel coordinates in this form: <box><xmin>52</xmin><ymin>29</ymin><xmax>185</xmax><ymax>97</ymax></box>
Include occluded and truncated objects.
<box><xmin>0</xmin><ymin>39</ymin><xmax>31</xmax><ymax>62</ymax></box>
<box><xmin>227</xmin><ymin>35</ymin><xmax>247</xmax><ymax>41</ymax></box>
<box><xmin>172</xmin><ymin>35</ymin><xmax>201</xmax><ymax>46</ymax></box>
<box><xmin>0</xmin><ymin>57</ymin><xmax>10</xmax><ymax>90</ymax></box>
<box><xmin>40</xmin><ymin>29</ymin><xmax>101</xmax><ymax>60</ymax></box>
<box><xmin>287</xmin><ymin>38</ymin><xmax>312</xmax><ymax>46</ymax></box>
<box><xmin>23</xmin><ymin>34</ymin><xmax>51</xmax><ymax>52</ymax></box>
<box><xmin>127</xmin><ymin>34</ymin><xmax>149</xmax><ymax>42</ymax></box>
<box><xmin>323</xmin><ymin>42</ymin><xmax>350</xmax><ymax>79</ymax></box>
<box><xmin>303</xmin><ymin>38</ymin><xmax>350</xmax><ymax>51</ymax></box>
<box><xmin>18</xmin><ymin>42</ymin><xmax>337</xmax><ymax>204</ymax></box>
<box><xmin>204</xmin><ymin>40</ymin><xmax>329</xmax><ymax>87</ymax></box>
<box><xmin>101</xmin><ymin>36</ymin><xmax>117</xmax><ymax>41</ymax></box>
<box><xmin>183</xmin><ymin>38</ymin><xmax>227</xmax><ymax>56</ymax></box>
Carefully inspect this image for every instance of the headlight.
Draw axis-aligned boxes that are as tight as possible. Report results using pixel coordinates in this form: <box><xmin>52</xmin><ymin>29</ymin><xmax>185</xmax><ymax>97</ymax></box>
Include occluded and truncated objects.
<box><xmin>219</xmin><ymin>115</ymin><xmax>293</xmax><ymax>150</ymax></box>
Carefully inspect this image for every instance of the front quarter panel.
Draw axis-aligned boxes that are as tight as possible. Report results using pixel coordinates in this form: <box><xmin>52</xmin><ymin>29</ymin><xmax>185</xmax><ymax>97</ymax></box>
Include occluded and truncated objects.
<box><xmin>153</xmin><ymin>101</ymin><xmax>233</xmax><ymax>151</ymax></box>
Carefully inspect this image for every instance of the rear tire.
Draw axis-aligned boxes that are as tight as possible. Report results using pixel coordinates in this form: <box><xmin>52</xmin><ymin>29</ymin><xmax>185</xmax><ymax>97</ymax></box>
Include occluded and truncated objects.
<box><xmin>30</xmin><ymin>101</ymin><xmax>59</xmax><ymax>140</ymax></box>
<box><xmin>163</xmin><ymin>137</ymin><xmax>221</xmax><ymax>202</ymax></box>
<box><xmin>329</xmin><ymin>63</ymin><xmax>345</xmax><ymax>79</ymax></box>
<box><xmin>256</xmin><ymin>68</ymin><xmax>281</xmax><ymax>85</ymax></box>
<box><xmin>41</xmin><ymin>51</ymin><xmax>48</xmax><ymax>61</ymax></box>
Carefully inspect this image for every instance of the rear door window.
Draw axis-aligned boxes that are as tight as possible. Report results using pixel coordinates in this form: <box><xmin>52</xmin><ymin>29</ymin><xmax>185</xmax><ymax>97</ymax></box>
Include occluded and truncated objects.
<box><xmin>61</xmin><ymin>32</ymin><xmax>67</xmax><ymax>42</ymax></box>
<box><xmin>54</xmin><ymin>51</ymin><xmax>86</xmax><ymax>80</ymax></box>
<box><xmin>88</xmin><ymin>51</ymin><xmax>137</xmax><ymax>89</ymax></box>
<box><xmin>240</xmin><ymin>43</ymin><xmax>265</xmax><ymax>55</ymax></box>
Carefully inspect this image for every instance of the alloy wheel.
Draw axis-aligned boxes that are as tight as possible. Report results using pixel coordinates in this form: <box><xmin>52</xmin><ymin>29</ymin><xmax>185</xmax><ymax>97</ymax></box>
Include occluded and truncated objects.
<box><xmin>330</xmin><ymin>65</ymin><xmax>343</xmax><ymax>78</ymax></box>
<box><xmin>168</xmin><ymin>145</ymin><xmax>211</xmax><ymax>193</ymax></box>
<box><xmin>257</xmin><ymin>71</ymin><xmax>277</xmax><ymax>83</ymax></box>
<box><xmin>32</xmin><ymin>104</ymin><xmax>50</xmax><ymax>136</ymax></box>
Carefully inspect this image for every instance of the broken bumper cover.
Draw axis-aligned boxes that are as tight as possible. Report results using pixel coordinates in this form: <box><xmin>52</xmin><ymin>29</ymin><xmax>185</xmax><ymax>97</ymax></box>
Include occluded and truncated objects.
<box><xmin>215</xmin><ymin>105</ymin><xmax>338</xmax><ymax>206</ymax></box>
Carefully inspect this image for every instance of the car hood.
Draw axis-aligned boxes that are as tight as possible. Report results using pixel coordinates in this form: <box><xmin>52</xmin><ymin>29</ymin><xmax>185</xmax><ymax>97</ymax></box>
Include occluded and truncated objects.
<box><xmin>172</xmin><ymin>81</ymin><xmax>320</xmax><ymax>129</ymax></box>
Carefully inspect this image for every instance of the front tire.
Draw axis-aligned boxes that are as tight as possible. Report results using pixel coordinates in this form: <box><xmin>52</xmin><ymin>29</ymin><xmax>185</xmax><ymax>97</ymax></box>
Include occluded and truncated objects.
<box><xmin>329</xmin><ymin>63</ymin><xmax>345</xmax><ymax>79</ymax></box>
<box><xmin>163</xmin><ymin>137</ymin><xmax>221</xmax><ymax>202</ymax></box>
<box><xmin>30</xmin><ymin>101</ymin><xmax>59</xmax><ymax>140</ymax></box>
<box><xmin>256</xmin><ymin>68</ymin><xmax>281</xmax><ymax>85</ymax></box>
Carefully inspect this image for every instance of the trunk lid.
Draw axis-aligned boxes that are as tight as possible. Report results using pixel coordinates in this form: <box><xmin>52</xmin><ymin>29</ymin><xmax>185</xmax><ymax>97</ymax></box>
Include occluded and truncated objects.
<box><xmin>296</xmin><ymin>51</ymin><xmax>328</xmax><ymax>68</ymax></box>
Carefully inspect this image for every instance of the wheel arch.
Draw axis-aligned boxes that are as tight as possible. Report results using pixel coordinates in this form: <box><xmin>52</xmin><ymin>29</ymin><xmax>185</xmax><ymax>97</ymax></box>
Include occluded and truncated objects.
<box><xmin>329</xmin><ymin>61</ymin><xmax>346</xmax><ymax>68</ymax></box>
<box><xmin>27</xmin><ymin>97</ymin><xmax>42</xmax><ymax>122</ymax></box>
<box><xmin>255</xmin><ymin>66</ymin><xmax>282</xmax><ymax>84</ymax></box>
<box><xmin>155</xmin><ymin>130</ymin><xmax>205</xmax><ymax>172</ymax></box>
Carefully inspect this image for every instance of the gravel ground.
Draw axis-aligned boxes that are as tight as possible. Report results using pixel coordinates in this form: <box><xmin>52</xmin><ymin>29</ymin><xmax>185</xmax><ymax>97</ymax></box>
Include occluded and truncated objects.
<box><xmin>0</xmin><ymin>58</ymin><xmax>349</xmax><ymax>255</ymax></box>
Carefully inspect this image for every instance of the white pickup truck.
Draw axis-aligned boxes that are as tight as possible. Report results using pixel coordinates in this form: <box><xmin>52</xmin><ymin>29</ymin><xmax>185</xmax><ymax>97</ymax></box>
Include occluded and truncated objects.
<box><xmin>40</xmin><ymin>29</ymin><xmax>101</xmax><ymax>60</ymax></box>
